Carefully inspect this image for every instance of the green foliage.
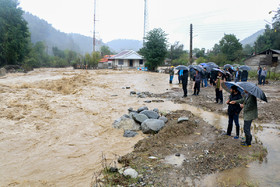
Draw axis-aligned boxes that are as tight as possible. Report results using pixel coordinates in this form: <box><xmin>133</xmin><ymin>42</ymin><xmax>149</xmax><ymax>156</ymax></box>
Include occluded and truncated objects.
<box><xmin>243</xmin><ymin>44</ymin><xmax>254</xmax><ymax>57</ymax></box>
<box><xmin>194</xmin><ymin>48</ymin><xmax>205</xmax><ymax>58</ymax></box>
<box><xmin>171</xmin><ymin>53</ymin><xmax>189</xmax><ymax>66</ymax></box>
<box><xmin>100</xmin><ymin>45</ymin><xmax>113</xmax><ymax>56</ymax></box>
<box><xmin>0</xmin><ymin>0</ymin><xmax>30</xmax><ymax>67</ymax></box>
<box><xmin>167</xmin><ymin>41</ymin><xmax>186</xmax><ymax>61</ymax></box>
<box><xmin>219</xmin><ymin>34</ymin><xmax>243</xmax><ymax>61</ymax></box>
<box><xmin>140</xmin><ymin>28</ymin><xmax>168</xmax><ymax>71</ymax></box>
<box><xmin>89</xmin><ymin>52</ymin><xmax>101</xmax><ymax>68</ymax></box>
<box><xmin>208</xmin><ymin>53</ymin><xmax>227</xmax><ymax>66</ymax></box>
<box><xmin>196</xmin><ymin>57</ymin><xmax>207</xmax><ymax>64</ymax></box>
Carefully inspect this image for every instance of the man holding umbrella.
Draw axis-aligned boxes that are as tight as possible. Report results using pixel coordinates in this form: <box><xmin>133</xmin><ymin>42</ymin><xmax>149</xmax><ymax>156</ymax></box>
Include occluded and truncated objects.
<box><xmin>193</xmin><ymin>70</ymin><xmax>201</xmax><ymax>96</ymax></box>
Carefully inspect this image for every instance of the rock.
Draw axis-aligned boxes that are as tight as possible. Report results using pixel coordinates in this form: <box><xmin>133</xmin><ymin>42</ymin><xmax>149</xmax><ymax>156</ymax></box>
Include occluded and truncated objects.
<box><xmin>111</xmin><ymin>95</ymin><xmax>118</xmax><ymax>97</ymax></box>
<box><xmin>132</xmin><ymin>113</ymin><xmax>149</xmax><ymax>124</ymax></box>
<box><xmin>109</xmin><ymin>167</ymin><xmax>118</xmax><ymax>173</ymax></box>
<box><xmin>175</xmin><ymin>153</ymin><xmax>180</xmax><ymax>157</ymax></box>
<box><xmin>140</xmin><ymin>110</ymin><xmax>159</xmax><ymax>119</ymax></box>
<box><xmin>0</xmin><ymin>68</ymin><xmax>6</xmax><ymax>77</ymax></box>
<box><xmin>138</xmin><ymin>94</ymin><xmax>146</xmax><ymax>98</ymax></box>
<box><xmin>144</xmin><ymin>100</ymin><xmax>152</xmax><ymax>103</ymax></box>
<box><xmin>122</xmin><ymin>114</ymin><xmax>130</xmax><ymax>119</ymax></box>
<box><xmin>128</xmin><ymin>107</ymin><xmax>134</xmax><ymax>112</ymax></box>
<box><xmin>123</xmin><ymin>168</ymin><xmax>138</xmax><ymax>178</ymax></box>
<box><xmin>137</xmin><ymin>106</ymin><xmax>149</xmax><ymax>113</ymax></box>
<box><xmin>153</xmin><ymin>108</ymin><xmax>159</xmax><ymax>113</ymax></box>
<box><xmin>130</xmin><ymin>91</ymin><xmax>136</xmax><ymax>95</ymax></box>
<box><xmin>141</xmin><ymin>119</ymin><xmax>165</xmax><ymax>134</ymax></box>
<box><xmin>123</xmin><ymin>130</ymin><xmax>138</xmax><ymax>137</ymax></box>
<box><xmin>178</xmin><ymin>117</ymin><xmax>189</xmax><ymax>123</ymax></box>
<box><xmin>129</xmin><ymin>112</ymin><xmax>138</xmax><ymax>119</ymax></box>
<box><xmin>112</xmin><ymin>118</ymin><xmax>140</xmax><ymax>131</ymax></box>
<box><xmin>159</xmin><ymin>116</ymin><xmax>168</xmax><ymax>123</ymax></box>
<box><xmin>126</xmin><ymin>87</ymin><xmax>130</xmax><ymax>89</ymax></box>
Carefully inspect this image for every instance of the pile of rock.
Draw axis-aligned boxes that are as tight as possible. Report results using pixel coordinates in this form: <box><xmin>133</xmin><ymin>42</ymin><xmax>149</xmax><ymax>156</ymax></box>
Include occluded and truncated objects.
<box><xmin>112</xmin><ymin>106</ymin><xmax>168</xmax><ymax>137</ymax></box>
<box><xmin>130</xmin><ymin>91</ymin><xmax>154</xmax><ymax>98</ymax></box>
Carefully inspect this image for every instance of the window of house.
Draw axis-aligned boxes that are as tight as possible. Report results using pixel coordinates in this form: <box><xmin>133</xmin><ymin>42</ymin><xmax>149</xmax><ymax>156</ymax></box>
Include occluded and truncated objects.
<box><xmin>139</xmin><ymin>60</ymin><xmax>143</xmax><ymax>65</ymax></box>
<box><xmin>118</xmin><ymin>60</ymin><xmax>124</xmax><ymax>65</ymax></box>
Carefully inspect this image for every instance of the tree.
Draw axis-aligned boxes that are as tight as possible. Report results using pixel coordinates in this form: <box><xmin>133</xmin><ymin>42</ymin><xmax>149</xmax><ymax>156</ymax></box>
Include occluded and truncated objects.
<box><xmin>0</xmin><ymin>0</ymin><xmax>30</xmax><ymax>66</ymax></box>
<box><xmin>100</xmin><ymin>45</ymin><xmax>112</xmax><ymax>56</ymax></box>
<box><xmin>168</xmin><ymin>41</ymin><xmax>186</xmax><ymax>61</ymax></box>
<box><xmin>219</xmin><ymin>34</ymin><xmax>242</xmax><ymax>62</ymax></box>
<box><xmin>89</xmin><ymin>52</ymin><xmax>101</xmax><ymax>68</ymax></box>
<box><xmin>140</xmin><ymin>28</ymin><xmax>168</xmax><ymax>71</ymax></box>
<box><xmin>194</xmin><ymin>48</ymin><xmax>205</xmax><ymax>58</ymax></box>
<box><xmin>243</xmin><ymin>44</ymin><xmax>254</xmax><ymax>57</ymax></box>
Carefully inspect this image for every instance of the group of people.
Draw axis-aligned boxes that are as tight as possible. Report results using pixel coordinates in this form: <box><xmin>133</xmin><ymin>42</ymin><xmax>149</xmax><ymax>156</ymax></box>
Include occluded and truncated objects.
<box><xmin>169</xmin><ymin>66</ymin><xmax>259</xmax><ymax>147</ymax></box>
<box><xmin>257</xmin><ymin>66</ymin><xmax>267</xmax><ymax>85</ymax></box>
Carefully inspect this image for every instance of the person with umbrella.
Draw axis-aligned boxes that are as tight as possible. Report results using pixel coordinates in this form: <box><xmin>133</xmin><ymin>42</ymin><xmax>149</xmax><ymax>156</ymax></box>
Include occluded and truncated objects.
<box><xmin>241</xmin><ymin>70</ymin><xmax>248</xmax><ymax>82</ymax></box>
<box><xmin>182</xmin><ymin>69</ymin><xmax>189</xmax><ymax>97</ymax></box>
<box><xmin>234</xmin><ymin>67</ymin><xmax>241</xmax><ymax>82</ymax></box>
<box><xmin>169</xmin><ymin>66</ymin><xmax>175</xmax><ymax>84</ymax></box>
<box><xmin>229</xmin><ymin>82</ymin><xmax>267</xmax><ymax>147</ymax></box>
<box><xmin>193</xmin><ymin>70</ymin><xmax>201</xmax><ymax>96</ymax></box>
<box><xmin>202</xmin><ymin>68</ymin><xmax>209</xmax><ymax>87</ymax></box>
<box><xmin>215</xmin><ymin>71</ymin><xmax>225</xmax><ymax>104</ymax></box>
<box><xmin>225</xmin><ymin>85</ymin><xmax>242</xmax><ymax>139</ymax></box>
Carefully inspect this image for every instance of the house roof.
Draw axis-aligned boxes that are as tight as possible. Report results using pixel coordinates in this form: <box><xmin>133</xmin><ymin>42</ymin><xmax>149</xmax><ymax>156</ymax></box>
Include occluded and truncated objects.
<box><xmin>258</xmin><ymin>49</ymin><xmax>280</xmax><ymax>55</ymax></box>
<box><xmin>110</xmin><ymin>50</ymin><xmax>143</xmax><ymax>60</ymax></box>
<box><xmin>99</xmin><ymin>55</ymin><xmax>115</xmax><ymax>63</ymax></box>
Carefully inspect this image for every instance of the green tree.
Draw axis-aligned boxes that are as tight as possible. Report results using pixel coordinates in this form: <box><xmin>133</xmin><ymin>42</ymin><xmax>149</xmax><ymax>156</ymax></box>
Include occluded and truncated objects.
<box><xmin>100</xmin><ymin>45</ymin><xmax>112</xmax><ymax>56</ymax></box>
<box><xmin>219</xmin><ymin>34</ymin><xmax>242</xmax><ymax>62</ymax></box>
<box><xmin>194</xmin><ymin>48</ymin><xmax>205</xmax><ymax>58</ymax></box>
<box><xmin>0</xmin><ymin>0</ymin><xmax>30</xmax><ymax>66</ymax></box>
<box><xmin>89</xmin><ymin>51</ymin><xmax>101</xmax><ymax>68</ymax></box>
<box><xmin>171</xmin><ymin>53</ymin><xmax>189</xmax><ymax>66</ymax></box>
<box><xmin>140</xmin><ymin>28</ymin><xmax>168</xmax><ymax>71</ymax></box>
<box><xmin>196</xmin><ymin>57</ymin><xmax>207</xmax><ymax>64</ymax></box>
<box><xmin>243</xmin><ymin>44</ymin><xmax>254</xmax><ymax>57</ymax></box>
<box><xmin>168</xmin><ymin>41</ymin><xmax>186</xmax><ymax>61</ymax></box>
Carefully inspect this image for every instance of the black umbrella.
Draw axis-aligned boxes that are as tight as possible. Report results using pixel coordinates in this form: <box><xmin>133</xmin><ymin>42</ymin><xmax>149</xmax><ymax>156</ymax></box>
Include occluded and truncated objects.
<box><xmin>175</xmin><ymin>65</ymin><xmax>189</xmax><ymax>70</ymax></box>
<box><xmin>224</xmin><ymin>64</ymin><xmax>233</xmax><ymax>69</ymax></box>
<box><xmin>193</xmin><ymin>65</ymin><xmax>204</xmax><ymax>72</ymax></box>
<box><xmin>237</xmin><ymin>82</ymin><xmax>267</xmax><ymax>102</ymax></box>
<box><xmin>207</xmin><ymin>62</ymin><xmax>218</xmax><ymax>68</ymax></box>
<box><xmin>203</xmin><ymin>65</ymin><xmax>212</xmax><ymax>73</ymax></box>
<box><xmin>212</xmin><ymin>68</ymin><xmax>226</xmax><ymax>74</ymax></box>
<box><xmin>222</xmin><ymin>82</ymin><xmax>245</xmax><ymax>95</ymax></box>
<box><xmin>239</xmin><ymin>65</ymin><xmax>251</xmax><ymax>71</ymax></box>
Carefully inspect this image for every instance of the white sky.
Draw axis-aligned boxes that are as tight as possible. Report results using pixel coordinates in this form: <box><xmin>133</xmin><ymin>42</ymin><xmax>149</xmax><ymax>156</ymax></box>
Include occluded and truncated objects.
<box><xmin>19</xmin><ymin>0</ymin><xmax>279</xmax><ymax>50</ymax></box>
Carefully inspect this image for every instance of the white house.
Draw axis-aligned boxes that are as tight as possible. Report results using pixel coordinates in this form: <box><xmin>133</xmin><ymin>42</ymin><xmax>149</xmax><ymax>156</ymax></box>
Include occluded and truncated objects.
<box><xmin>110</xmin><ymin>50</ymin><xmax>145</xmax><ymax>69</ymax></box>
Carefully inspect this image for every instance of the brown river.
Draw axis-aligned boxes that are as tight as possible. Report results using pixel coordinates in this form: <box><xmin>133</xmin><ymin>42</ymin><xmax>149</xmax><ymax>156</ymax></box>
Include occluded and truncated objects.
<box><xmin>0</xmin><ymin>68</ymin><xmax>279</xmax><ymax>186</ymax></box>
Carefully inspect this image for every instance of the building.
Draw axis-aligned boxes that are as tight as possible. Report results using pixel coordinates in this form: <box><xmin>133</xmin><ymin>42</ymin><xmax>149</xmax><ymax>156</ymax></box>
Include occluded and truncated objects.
<box><xmin>109</xmin><ymin>50</ymin><xmax>145</xmax><ymax>69</ymax></box>
<box><xmin>98</xmin><ymin>55</ymin><xmax>114</xmax><ymax>69</ymax></box>
<box><xmin>244</xmin><ymin>49</ymin><xmax>280</xmax><ymax>72</ymax></box>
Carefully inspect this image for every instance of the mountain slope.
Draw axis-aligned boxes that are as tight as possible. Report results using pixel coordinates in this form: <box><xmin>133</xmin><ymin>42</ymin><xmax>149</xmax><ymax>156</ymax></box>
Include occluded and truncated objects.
<box><xmin>241</xmin><ymin>29</ymin><xmax>265</xmax><ymax>46</ymax></box>
<box><xmin>106</xmin><ymin>39</ymin><xmax>143</xmax><ymax>53</ymax></box>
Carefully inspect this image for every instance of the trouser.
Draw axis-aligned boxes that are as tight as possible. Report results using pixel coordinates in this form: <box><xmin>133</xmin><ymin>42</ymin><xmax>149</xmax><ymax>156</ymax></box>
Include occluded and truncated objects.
<box><xmin>260</xmin><ymin>75</ymin><xmax>265</xmax><ymax>85</ymax></box>
<box><xmin>169</xmin><ymin>75</ymin><xmax>174</xmax><ymax>84</ymax></box>
<box><xmin>194</xmin><ymin>82</ymin><xmax>200</xmax><ymax>95</ymax></box>
<box><xmin>244</xmin><ymin>120</ymin><xmax>253</xmax><ymax>145</ymax></box>
<box><xmin>204</xmin><ymin>78</ymin><xmax>208</xmax><ymax>87</ymax></box>
<box><xmin>178</xmin><ymin>75</ymin><xmax>183</xmax><ymax>84</ymax></box>
<box><xmin>258</xmin><ymin>75</ymin><xmax>261</xmax><ymax>85</ymax></box>
<box><xmin>215</xmin><ymin>88</ymin><xmax>223</xmax><ymax>103</ymax></box>
<box><xmin>227</xmin><ymin>113</ymin><xmax>240</xmax><ymax>136</ymax></box>
<box><xmin>182</xmin><ymin>82</ymin><xmax>188</xmax><ymax>96</ymax></box>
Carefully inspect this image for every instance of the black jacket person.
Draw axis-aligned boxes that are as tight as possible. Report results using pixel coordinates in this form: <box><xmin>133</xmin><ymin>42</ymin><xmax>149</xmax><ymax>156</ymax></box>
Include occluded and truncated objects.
<box><xmin>182</xmin><ymin>70</ymin><xmax>188</xmax><ymax>97</ymax></box>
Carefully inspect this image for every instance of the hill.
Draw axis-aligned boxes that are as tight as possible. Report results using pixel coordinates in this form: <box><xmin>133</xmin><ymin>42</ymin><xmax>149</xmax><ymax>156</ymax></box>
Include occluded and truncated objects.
<box><xmin>106</xmin><ymin>39</ymin><xmax>143</xmax><ymax>53</ymax></box>
<box><xmin>240</xmin><ymin>29</ymin><xmax>265</xmax><ymax>46</ymax></box>
<box><xmin>23</xmin><ymin>12</ymin><xmax>103</xmax><ymax>54</ymax></box>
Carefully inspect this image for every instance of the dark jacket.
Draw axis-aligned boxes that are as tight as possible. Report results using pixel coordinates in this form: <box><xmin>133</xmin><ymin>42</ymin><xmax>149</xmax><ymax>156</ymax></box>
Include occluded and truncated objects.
<box><xmin>241</xmin><ymin>70</ymin><xmax>248</xmax><ymax>81</ymax></box>
<box><xmin>228</xmin><ymin>91</ymin><xmax>242</xmax><ymax>115</ymax></box>
<box><xmin>236</xmin><ymin>94</ymin><xmax>258</xmax><ymax>121</ymax></box>
<box><xmin>194</xmin><ymin>73</ymin><xmax>201</xmax><ymax>82</ymax></box>
<box><xmin>182</xmin><ymin>70</ymin><xmax>188</xmax><ymax>84</ymax></box>
<box><xmin>235</xmin><ymin>71</ymin><xmax>241</xmax><ymax>81</ymax></box>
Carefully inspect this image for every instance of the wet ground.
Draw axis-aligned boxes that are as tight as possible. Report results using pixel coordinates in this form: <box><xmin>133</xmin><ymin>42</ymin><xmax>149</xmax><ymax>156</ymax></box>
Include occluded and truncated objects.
<box><xmin>0</xmin><ymin>68</ymin><xmax>279</xmax><ymax>186</ymax></box>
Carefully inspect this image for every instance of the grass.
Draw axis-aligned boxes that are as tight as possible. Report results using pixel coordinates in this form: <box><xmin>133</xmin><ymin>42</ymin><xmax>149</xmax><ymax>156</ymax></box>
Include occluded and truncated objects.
<box><xmin>249</xmin><ymin>71</ymin><xmax>280</xmax><ymax>80</ymax></box>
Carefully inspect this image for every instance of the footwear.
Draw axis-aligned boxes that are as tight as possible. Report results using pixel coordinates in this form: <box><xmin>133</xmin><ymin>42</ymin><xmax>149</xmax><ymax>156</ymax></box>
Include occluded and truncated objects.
<box><xmin>241</xmin><ymin>142</ymin><xmax>251</xmax><ymax>147</ymax></box>
<box><xmin>222</xmin><ymin>133</ymin><xmax>231</xmax><ymax>136</ymax></box>
<box><xmin>234</xmin><ymin>136</ymin><xmax>239</xmax><ymax>139</ymax></box>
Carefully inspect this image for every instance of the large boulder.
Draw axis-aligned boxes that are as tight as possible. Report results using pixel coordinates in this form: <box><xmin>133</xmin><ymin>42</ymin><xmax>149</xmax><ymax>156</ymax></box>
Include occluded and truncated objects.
<box><xmin>141</xmin><ymin>119</ymin><xmax>165</xmax><ymax>134</ymax></box>
<box><xmin>159</xmin><ymin>116</ymin><xmax>168</xmax><ymax>123</ymax></box>
<box><xmin>140</xmin><ymin>110</ymin><xmax>159</xmax><ymax>119</ymax></box>
<box><xmin>137</xmin><ymin>106</ymin><xmax>149</xmax><ymax>113</ymax></box>
<box><xmin>132</xmin><ymin>113</ymin><xmax>149</xmax><ymax>124</ymax></box>
<box><xmin>123</xmin><ymin>168</ymin><xmax>138</xmax><ymax>178</ymax></box>
<box><xmin>113</xmin><ymin>117</ymin><xmax>140</xmax><ymax>131</ymax></box>
<box><xmin>123</xmin><ymin>130</ymin><xmax>138</xmax><ymax>137</ymax></box>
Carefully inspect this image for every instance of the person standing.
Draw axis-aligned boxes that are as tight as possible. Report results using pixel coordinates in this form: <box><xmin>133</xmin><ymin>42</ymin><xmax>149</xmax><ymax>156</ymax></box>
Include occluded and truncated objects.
<box><xmin>169</xmin><ymin>66</ymin><xmax>174</xmax><ymax>84</ymax></box>
<box><xmin>178</xmin><ymin>70</ymin><xmax>183</xmax><ymax>84</ymax></box>
<box><xmin>226</xmin><ymin>85</ymin><xmax>242</xmax><ymax>139</ymax></box>
<box><xmin>203</xmin><ymin>68</ymin><xmax>208</xmax><ymax>87</ymax></box>
<box><xmin>260</xmin><ymin>67</ymin><xmax>267</xmax><ymax>85</ymax></box>
<box><xmin>235</xmin><ymin>67</ymin><xmax>241</xmax><ymax>82</ymax></box>
<box><xmin>241</xmin><ymin>70</ymin><xmax>248</xmax><ymax>82</ymax></box>
<box><xmin>230</xmin><ymin>91</ymin><xmax>258</xmax><ymax>147</ymax></box>
<box><xmin>215</xmin><ymin>72</ymin><xmax>225</xmax><ymax>104</ymax></box>
<box><xmin>193</xmin><ymin>70</ymin><xmax>201</xmax><ymax>96</ymax></box>
<box><xmin>182</xmin><ymin>69</ymin><xmax>188</xmax><ymax>97</ymax></box>
<box><xmin>257</xmin><ymin>66</ymin><xmax>262</xmax><ymax>85</ymax></box>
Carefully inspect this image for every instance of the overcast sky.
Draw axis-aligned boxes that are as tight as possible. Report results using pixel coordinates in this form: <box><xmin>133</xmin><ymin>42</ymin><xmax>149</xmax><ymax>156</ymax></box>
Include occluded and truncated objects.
<box><xmin>19</xmin><ymin>0</ymin><xmax>279</xmax><ymax>50</ymax></box>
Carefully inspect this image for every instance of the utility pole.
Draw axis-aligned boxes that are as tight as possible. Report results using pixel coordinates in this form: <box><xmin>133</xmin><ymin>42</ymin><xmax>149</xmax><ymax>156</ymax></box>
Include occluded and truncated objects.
<box><xmin>190</xmin><ymin>24</ymin><xmax>193</xmax><ymax>64</ymax></box>
<box><xmin>143</xmin><ymin>0</ymin><xmax>148</xmax><ymax>44</ymax></box>
<box><xmin>93</xmin><ymin>0</ymin><xmax>96</xmax><ymax>52</ymax></box>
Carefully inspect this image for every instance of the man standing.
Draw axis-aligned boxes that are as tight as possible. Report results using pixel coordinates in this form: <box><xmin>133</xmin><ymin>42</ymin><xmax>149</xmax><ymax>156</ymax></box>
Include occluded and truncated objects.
<box><xmin>169</xmin><ymin>66</ymin><xmax>174</xmax><ymax>84</ymax></box>
<box><xmin>230</xmin><ymin>92</ymin><xmax>258</xmax><ymax>147</ymax></box>
<box><xmin>257</xmin><ymin>66</ymin><xmax>262</xmax><ymax>85</ymax></box>
<box><xmin>203</xmin><ymin>68</ymin><xmax>208</xmax><ymax>87</ymax></box>
<box><xmin>260</xmin><ymin>67</ymin><xmax>267</xmax><ymax>85</ymax></box>
<box><xmin>178</xmin><ymin>70</ymin><xmax>183</xmax><ymax>84</ymax></box>
<box><xmin>215</xmin><ymin>72</ymin><xmax>225</xmax><ymax>104</ymax></box>
<box><xmin>235</xmin><ymin>67</ymin><xmax>241</xmax><ymax>82</ymax></box>
<box><xmin>226</xmin><ymin>86</ymin><xmax>242</xmax><ymax>139</ymax></box>
<box><xmin>193</xmin><ymin>70</ymin><xmax>201</xmax><ymax>96</ymax></box>
<box><xmin>182</xmin><ymin>69</ymin><xmax>188</xmax><ymax>97</ymax></box>
<box><xmin>241</xmin><ymin>70</ymin><xmax>248</xmax><ymax>82</ymax></box>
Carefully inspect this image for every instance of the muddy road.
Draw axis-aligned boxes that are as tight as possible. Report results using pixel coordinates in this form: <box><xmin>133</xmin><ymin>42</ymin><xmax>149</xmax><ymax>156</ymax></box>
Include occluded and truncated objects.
<box><xmin>0</xmin><ymin>68</ymin><xmax>279</xmax><ymax>186</ymax></box>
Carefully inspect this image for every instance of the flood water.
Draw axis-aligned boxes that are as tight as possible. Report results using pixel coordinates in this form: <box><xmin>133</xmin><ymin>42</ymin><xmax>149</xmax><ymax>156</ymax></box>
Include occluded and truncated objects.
<box><xmin>0</xmin><ymin>68</ymin><xmax>279</xmax><ymax>186</ymax></box>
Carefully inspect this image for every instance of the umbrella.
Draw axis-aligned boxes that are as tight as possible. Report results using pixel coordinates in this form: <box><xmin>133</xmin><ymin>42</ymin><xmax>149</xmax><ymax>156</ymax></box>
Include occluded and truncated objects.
<box><xmin>207</xmin><ymin>62</ymin><xmax>219</xmax><ymax>68</ymax></box>
<box><xmin>203</xmin><ymin>65</ymin><xmax>212</xmax><ymax>73</ymax></box>
<box><xmin>200</xmin><ymin>63</ymin><xmax>207</xmax><ymax>66</ymax></box>
<box><xmin>224</xmin><ymin>64</ymin><xmax>233</xmax><ymax>70</ymax></box>
<box><xmin>212</xmin><ymin>68</ymin><xmax>225</xmax><ymax>74</ymax></box>
<box><xmin>223</xmin><ymin>82</ymin><xmax>267</xmax><ymax>102</ymax></box>
<box><xmin>175</xmin><ymin>65</ymin><xmax>189</xmax><ymax>71</ymax></box>
<box><xmin>239</xmin><ymin>65</ymin><xmax>251</xmax><ymax>71</ymax></box>
<box><xmin>188</xmin><ymin>65</ymin><xmax>195</xmax><ymax>69</ymax></box>
<box><xmin>222</xmin><ymin>82</ymin><xmax>244</xmax><ymax>95</ymax></box>
<box><xmin>193</xmin><ymin>65</ymin><xmax>204</xmax><ymax>72</ymax></box>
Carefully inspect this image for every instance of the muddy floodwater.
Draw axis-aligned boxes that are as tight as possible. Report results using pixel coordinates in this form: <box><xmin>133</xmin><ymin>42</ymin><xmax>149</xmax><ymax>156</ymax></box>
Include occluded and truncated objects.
<box><xmin>0</xmin><ymin>68</ymin><xmax>279</xmax><ymax>186</ymax></box>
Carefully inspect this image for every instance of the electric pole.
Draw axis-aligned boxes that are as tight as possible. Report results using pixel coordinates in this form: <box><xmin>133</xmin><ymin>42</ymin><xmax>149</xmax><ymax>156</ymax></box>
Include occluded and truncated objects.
<box><xmin>93</xmin><ymin>0</ymin><xmax>96</xmax><ymax>52</ymax></box>
<box><xmin>190</xmin><ymin>24</ymin><xmax>193</xmax><ymax>64</ymax></box>
<box><xmin>143</xmin><ymin>0</ymin><xmax>148</xmax><ymax>44</ymax></box>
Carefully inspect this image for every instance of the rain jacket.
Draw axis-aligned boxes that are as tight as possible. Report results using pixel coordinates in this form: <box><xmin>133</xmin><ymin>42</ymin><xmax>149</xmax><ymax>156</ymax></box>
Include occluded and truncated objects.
<box><xmin>235</xmin><ymin>94</ymin><xmax>258</xmax><ymax>121</ymax></box>
<box><xmin>228</xmin><ymin>92</ymin><xmax>242</xmax><ymax>115</ymax></box>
